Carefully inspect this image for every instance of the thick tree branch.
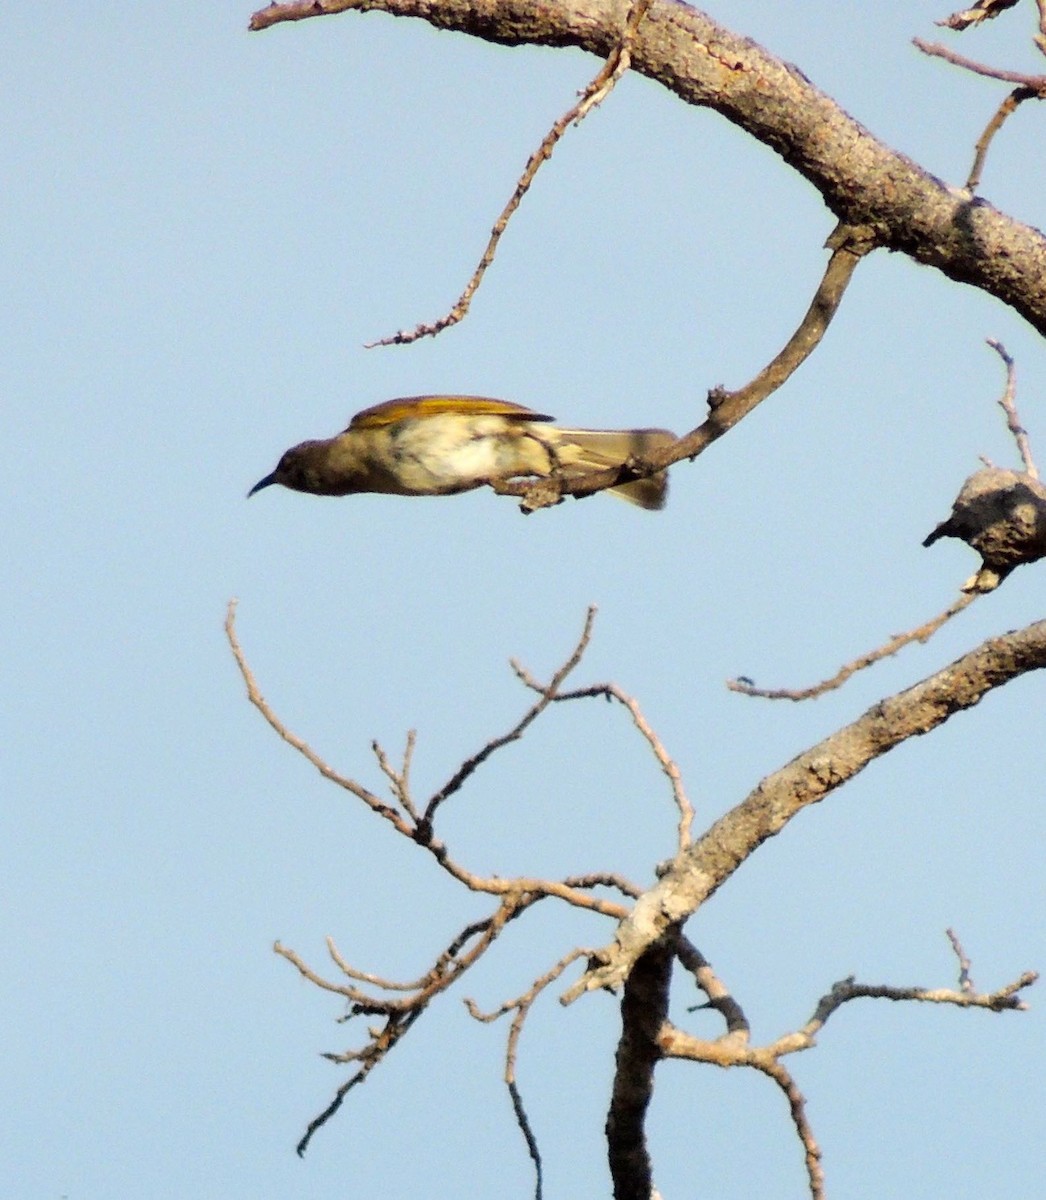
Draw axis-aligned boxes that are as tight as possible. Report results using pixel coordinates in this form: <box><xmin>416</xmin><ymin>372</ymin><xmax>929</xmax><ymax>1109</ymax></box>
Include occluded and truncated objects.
<box><xmin>606</xmin><ymin>937</ymin><xmax>675</xmax><ymax>1200</ymax></box>
<box><xmin>564</xmin><ymin>618</ymin><xmax>1046</xmax><ymax>1000</ymax></box>
<box><xmin>250</xmin><ymin>0</ymin><xmax>1046</xmax><ymax>336</ymax></box>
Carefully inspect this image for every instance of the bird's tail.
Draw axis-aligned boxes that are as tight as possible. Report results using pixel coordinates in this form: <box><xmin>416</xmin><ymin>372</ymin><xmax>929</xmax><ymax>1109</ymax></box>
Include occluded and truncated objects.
<box><xmin>548</xmin><ymin>427</ymin><xmax>676</xmax><ymax>510</ymax></box>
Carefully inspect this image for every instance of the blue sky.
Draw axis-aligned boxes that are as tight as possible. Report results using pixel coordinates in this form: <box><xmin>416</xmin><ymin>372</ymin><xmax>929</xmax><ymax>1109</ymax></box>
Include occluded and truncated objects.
<box><xmin>3</xmin><ymin>2</ymin><xmax>1043</xmax><ymax>1197</ymax></box>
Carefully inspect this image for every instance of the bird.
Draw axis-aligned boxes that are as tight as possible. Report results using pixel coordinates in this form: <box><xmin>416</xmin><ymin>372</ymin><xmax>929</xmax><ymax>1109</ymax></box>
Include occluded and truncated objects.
<box><xmin>923</xmin><ymin>465</ymin><xmax>1046</xmax><ymax>590</ymax></box>
<box><xmin>249</xmin><ymin>395</ymin><xmax>676</xmax><ymax>510</ymax></box>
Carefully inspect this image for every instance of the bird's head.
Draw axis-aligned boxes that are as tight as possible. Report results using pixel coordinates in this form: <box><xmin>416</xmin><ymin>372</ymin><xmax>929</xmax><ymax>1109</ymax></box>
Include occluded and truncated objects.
<box><xmin>248</xmin><ymin>440</ymin><xmax>332</xmax><ymax>497</ymax></box>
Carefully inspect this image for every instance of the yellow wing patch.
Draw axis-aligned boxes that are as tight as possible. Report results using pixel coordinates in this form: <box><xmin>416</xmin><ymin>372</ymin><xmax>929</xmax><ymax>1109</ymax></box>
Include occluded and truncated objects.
<box><xmin>348</xmin><ymin>395</ymin><xmax>554</xmax><ymax>429</ymax></box>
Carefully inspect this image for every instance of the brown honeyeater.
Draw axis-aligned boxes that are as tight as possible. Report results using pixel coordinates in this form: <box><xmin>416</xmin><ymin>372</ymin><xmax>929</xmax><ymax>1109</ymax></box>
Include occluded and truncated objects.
<box><xmin>250</xmin><ymin>395</ymin><xmax>675</xmax><ymax>510</ymax></box>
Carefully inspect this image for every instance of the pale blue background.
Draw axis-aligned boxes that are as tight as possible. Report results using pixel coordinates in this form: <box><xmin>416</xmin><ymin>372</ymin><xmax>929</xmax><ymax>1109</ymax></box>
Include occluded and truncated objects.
<box><xmin>3</xmin><ymin>2</ymin><xmax>1043</xmax><ymax>1197</ymax></box>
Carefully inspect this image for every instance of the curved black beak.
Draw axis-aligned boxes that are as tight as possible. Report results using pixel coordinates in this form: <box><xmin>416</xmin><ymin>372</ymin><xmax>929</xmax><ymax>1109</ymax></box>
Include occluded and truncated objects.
<box><xmin>247</xmin><ymin>471</ymin><xmax>278</xmax><ymax>498</ymax></box>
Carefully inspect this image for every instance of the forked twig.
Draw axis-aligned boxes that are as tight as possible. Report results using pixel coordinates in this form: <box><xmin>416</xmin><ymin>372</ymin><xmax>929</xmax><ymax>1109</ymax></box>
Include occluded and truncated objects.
<box><xmin>280</xmin><ymin>895</ymin><xmax>537</xmax><ymax>1153</ymax></box>
<box><xmin>372</xmin><ymin>729</ymin><xmax>419</xmax><ymax>819</ymax></box>
<box><xmin>226</xmin><ymin>599</ymin><xmax>412</xmax><ymax>833</ymax></box>
<box><xmin>423</xmin><ymin>607</ymin><xmax>596</xmax><ymax>823</ymax></box>
<box><xmin>913</xmin><ymin>33</ymin><xmax>1046</xmax><ymax>190</ymax></box>
<box><xmin>514</xmin><ymin>666</ymin><xmax>694</xmax><ymax>848</ymax></box>
<box><xmin>466</xmin><ymin>946</ymin><xmax>592</xmax><ymax>1200</ymax></box>
<box><xmin>661</xmin><ymin>930</ymin><xmax>1035</xmax><ymax>1199</ymax></box>
<box><xmin>231</xmin><ymin>598</ymin><xmax>646</xmax><ymax>1155</ymax></box>
<box><xmin>229</xmin><ymin>599</ymin><xmax>627</xmax><ymax>915</ymax></box>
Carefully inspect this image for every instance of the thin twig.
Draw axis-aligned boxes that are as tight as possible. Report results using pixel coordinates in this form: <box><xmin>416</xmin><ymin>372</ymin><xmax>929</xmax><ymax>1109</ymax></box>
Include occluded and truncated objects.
<box><xmin>422</xmin><ymin>607</ymin><xmax>596</xmax><ymax>823</ymax></box>
<box><xmin>324</xmin><ymin>935</ymin><xmax>433</xmax><ymax>992</ymax></box>
<box><xmin>727</xmin><ymin>591</ymin><xmax>979</xmax><ymax>701</ymax></box>
<box><xmin>966</xmin><ymin>86</ymin><xmax>1037</xmax><ymax>190</ymax></box>
<box><xmin>225</xmin><ymin>600</ymin><xmax>412</xmax><ymax>833</ymax></box>
<box><xmin>372</xmin><ymin>729</ymin><xmax>419</xmax><ymax>819</ymax></box>
<box><xmin>987</xmin><ymin>338</ymin><xmax>1038</xmax><ymax>476</ymax></box>
<box><xmin>281</xmin><ymin>894</ymin><xmax>539</xmax><ymax>1153</ymax></box>
<box><xmin>366</xmin><ymin>0</ymin><xmax>651</xmax><ymax>346</ymax></box>
<box><xmin>465</xmin><ymin>947</ymin><xmax>592</xmax><ymax>1200</ymax></box>
<box><xmin>946</xmin><ymin>928</ymin><xmax>976</xmax><ymax>995</ymax></box>
<box><xmin>657</xmin><ymin>940</ymin><xmax>1031</xmax><ymax>1195</ymax></box>
<box><xmin>788</xmin><ymin>967</ymin><xmax>1038</xmax><ymax>1052</ymax></box>
<box><xmin>516</xmin><ymin>667</ymin><xmax>693</xmax><ymax>847</ymax></box>
<box><xmin>752</xmin><ymin>1058</ymin><xmax>824</xmax><ymax>1200</ymax></box>
<box><xmin>250</xmin><ymin>0</ymin><xmax>359</xmax><ymax>29</ymax></box>
<box><xmin>914</xmin><ymin>37</ymin><xmax>1046</xmax><ymax>87</ymax></box>
<box><xmin>563</xmin><ymin>871</ymin><xmax>643</xmax><ymax>899</ymax></box>
<box><xmin>231</xmin><ymin>600</ymin><xmax>628</xmax><ymax>915</ymax></box>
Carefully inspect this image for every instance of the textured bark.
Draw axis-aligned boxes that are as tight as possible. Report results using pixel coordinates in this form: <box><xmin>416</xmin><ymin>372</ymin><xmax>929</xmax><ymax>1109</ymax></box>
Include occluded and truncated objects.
<box><xmin>252</xmin><ymin>0</ymin><xmax>1046</xmax><ymax>335</ymax></box>
<box><xmin>565</xmin><ymin>619</ymin><xmax>1046</xmax><ymax>998</ymax></box>
<box><xmin>606</xmin><ymin>939</ymin><xmax>674</xmax><ymax>1200</ymax></box>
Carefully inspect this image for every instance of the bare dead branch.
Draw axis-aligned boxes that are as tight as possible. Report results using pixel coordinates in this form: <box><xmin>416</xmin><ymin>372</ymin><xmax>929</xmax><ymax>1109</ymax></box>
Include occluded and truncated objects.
<box><xmin>517</xmin><ymin>668</ymin><xmax>694</xmax><ymax>849</ymax></box>
<box><xmin>987</xmin><ymin>338</ymin><xmax>1038</xmax><ymax>477</ymax></box>
<box><xmin>251</xmin><ymin>0</ymin><xmax>1046</xmax><ymax>340</ymax></box>
<box><xmin>508</xmin><ymin>1077</ymin><xmax>544</xmax><ymax>1200</ymax></box>
<box><xmin>726</xmin><ymin>590</ymin><xmax>979</xmax><ymax>701</ymax></box>
<box><xmin>789</xmin><ymin>969</ymin><xmax>1038</xmax><ymax>1045</ymax></box>
<box><xmin>946</xmin><ymin>927</ymin><xmax>976</xmax><ymax>994</ymax></box>
<box><xmin>324</xmin><ymin>934</ymin><xmax>434</xmax><ymax>991</ymax></box>
<box><xmin>606</xmin><ymin>937</ymin><xmax>675</xmax><ymax>1200</ymax></box>
<box><xmin>280</xmin><ymin>894</ymin><xmax>541</xmax><ymax>1153</ymax></box>
<box><xmin>372</xmin><ymin>729</ymin><xmax>419</xmax><ymax>819</ymax></box>
<box><xmin>494</xmin><ymin>223</ymin><xmax>875</xmax><ymax>512</ymax></box>
<box><xmin>226</xmin><ymin>599</ymin><xmax>412</xmax><ymax>835</ymax></box>
<box><xmin>250</xmin><ymin>0</ymin><xmax>359</xmax><ymax>28</ymax></box>
<box><xmin>752</xmin><ymin>1058</ymin><xmax>824</xmax><ymax>1200</ymax></box>
<box><xmin>677</xmin><ymin>936</ymin><xmax>750</xmax><ymax>1038</ymax></box>
<box><xmin>564</xmin><ymin>619</ymin><xmax>1046</xmax><ymax>1001</ymax></box>
<box><xmin>276</xmin><ymin>903</ymin><xmax>524</xmax><ymax>1014</ymax></box>
<box><xmin>657</xmin><ymin>933</ymin><xmax>1034</xmax><ymax>1196</ymax></box>
<box><xmin>967</xmin><ymin>86</ymin><xmax>1038</xmax><ymax>190</ymax></box>
<box><xmin>422</xmin><ymin>606</ymin><xmax>596</xmax><ymax>824</ymax></box>
<box><xmin>916</xmin><ymin>23</ymin><xmax>1046</xmax><ymax>193</ymax></box>
<box><xmin>364</xmin><ymin>0</ymin><xmax>651</xmax><ymax>346</ymax></box>
<box><xmin>563</xmin><ymin>872</ymin><xmax>643</xmax><ymax>899</ymax></box>
<box><xmin>293</xmin><ymin>1049</ymin><xmax>388</xmax><ymax>1156</ymax></box>
<box><xmin>914</xmin><ymin>37</ymin><xmax>1046</xmax><ymax>87</ymax></box>
<box><xmin>701</xmin><ymin>222</ymin><xmax>876</xmax><ymax>425</ymax></box>
<box><xmin>231</xmin><ymin>600</ymin><xmax>631</xmax><ymax>916</ymax></box>
<box><xmin>466</xmin><ymin>946</ymin><xmax>592</xmax><ymax>1200</ymax></box>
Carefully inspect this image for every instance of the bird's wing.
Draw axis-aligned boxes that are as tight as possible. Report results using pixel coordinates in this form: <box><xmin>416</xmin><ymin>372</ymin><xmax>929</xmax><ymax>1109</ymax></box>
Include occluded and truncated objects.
<box><xmin>348</xmin><ymin>395</ymin><xmax>555</xmax><ymax>429</ymax></box>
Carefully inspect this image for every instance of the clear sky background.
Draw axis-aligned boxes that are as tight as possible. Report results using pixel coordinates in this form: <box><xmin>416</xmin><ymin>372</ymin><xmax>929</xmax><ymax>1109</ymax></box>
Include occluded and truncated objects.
<box><xmin>4</xmin><ymin>2</ymin><xmax>1043</xmax><ymax>1197</ymax></box>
